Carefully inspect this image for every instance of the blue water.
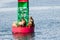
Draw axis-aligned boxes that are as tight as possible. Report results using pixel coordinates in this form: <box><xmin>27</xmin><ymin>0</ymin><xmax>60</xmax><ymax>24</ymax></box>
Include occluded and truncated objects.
<box><xmin>0</xmin><ymin>8</ymin><xmax>60</xmax><ymax>40</ymax></box>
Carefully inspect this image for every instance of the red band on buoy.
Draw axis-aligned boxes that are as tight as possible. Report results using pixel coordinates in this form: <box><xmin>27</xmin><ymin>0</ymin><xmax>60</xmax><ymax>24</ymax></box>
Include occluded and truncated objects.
<box><xmin>18</xmin><ymin>0</ymin><xmax>28</xmax><ymax>2</ymax></box>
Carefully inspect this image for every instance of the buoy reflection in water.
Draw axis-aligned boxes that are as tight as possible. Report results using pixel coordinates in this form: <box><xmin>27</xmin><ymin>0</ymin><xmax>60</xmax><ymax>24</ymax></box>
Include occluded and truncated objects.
<box><xmin>12</xmin><ymin>33</ymin><xmax>35</xmax><ymax>40</ymax></box>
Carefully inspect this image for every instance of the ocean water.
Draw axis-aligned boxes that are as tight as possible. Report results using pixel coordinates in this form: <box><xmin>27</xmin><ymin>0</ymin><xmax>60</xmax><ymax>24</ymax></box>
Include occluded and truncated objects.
<box><xmin>0</xmin><ymin>8</ymin><xmax>60</xmax><ymax>40</ymax></box>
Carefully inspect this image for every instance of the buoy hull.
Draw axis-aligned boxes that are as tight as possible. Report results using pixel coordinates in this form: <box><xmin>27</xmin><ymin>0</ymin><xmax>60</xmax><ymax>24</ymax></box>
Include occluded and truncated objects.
<box><xmin>12</xmin><ymin>26</ymin><xmax>34</xmax><ymax>33</ymax></box>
